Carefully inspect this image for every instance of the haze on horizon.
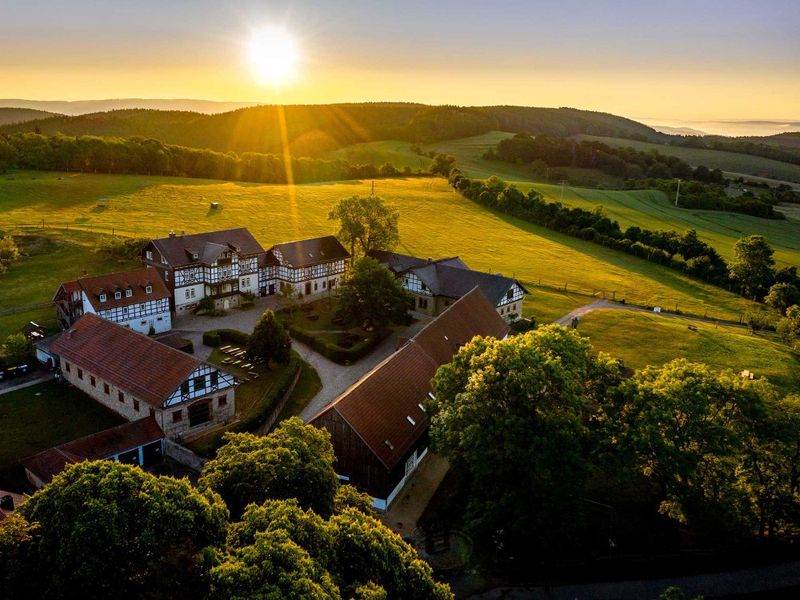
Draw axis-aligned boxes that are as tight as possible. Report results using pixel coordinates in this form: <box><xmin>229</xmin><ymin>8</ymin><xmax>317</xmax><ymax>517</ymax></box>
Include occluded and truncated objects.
<box><xmin>2</xmin><ymin>0</ymin><xmax>799</xmax><ymax>125</ymax></box>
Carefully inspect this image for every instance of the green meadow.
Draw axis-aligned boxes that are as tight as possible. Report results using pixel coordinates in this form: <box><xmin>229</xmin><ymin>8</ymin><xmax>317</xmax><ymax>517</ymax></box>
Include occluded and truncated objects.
<box><xmin>578</xmin><ymin>309</ymin><xmax>800</xmax><ymax>396</ymax></box>
<box><xmin>0</xmin><ymin>171</ymin><xmax>771</xmax><ymax>327</ymax></box>
<box><xmin>323</xmin><ymin>140</ymin><xmax>432</xmax><ymax>171</ymax></box>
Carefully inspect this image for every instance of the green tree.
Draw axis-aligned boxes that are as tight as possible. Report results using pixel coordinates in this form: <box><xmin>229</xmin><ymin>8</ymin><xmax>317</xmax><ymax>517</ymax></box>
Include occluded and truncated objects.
<box><xmin>729</xmin><ymin>235</ymin><xmax>775</xmax><ymax>300</ymax></box>
<box><xmin>200</xmin><ymin>418</ymin><xmax>339</xmax><ymax>520</ymax></box>
<box><xmin>336</xmin><ymin>257</ymin><xmax>413</xmax><ymax>327</ymax></box>
<box><xmin>427</xmin><ymin>325</ymin><xmax>621</xmax><ymax>555</ymax></box>
<box><xmin>247</xmin><ymin>309</ymin><xmax>291</xmax><ymax>366</ymax></box>
<box><xmin>328</xmin><ymin>195</ymin><xmax>399</xmax><ymax>260</ymax></box>
<box><xmin>11</xmin><ymin>461</ymin><xmax>228</xmax><ymax>599</ymax></box>
<box><xmin>0</xmin><ymin>235</ymin><xmax>20</xmax><ymax>273</ymax></box>
<box><xmin>333</xmin><ymin>484</ymin><xmax>375</xmax><ymax>515</ymax></box>
<box><xmin>3</xmin><ymin>333</ymin><xmax>32</xmax><ymax>365</ymax></box>
<box><xmin>764</xmin><ymin>282</ymin><xmax>800</xmax><ymax>314</ymax></box>
<box><xmin>278</xmin><ymin>280</ymin><xmax>303</xmax><ymax>319</ymax></box>
<box><xmin>429</xmin><ymin>153</ymin><xmax>457</xmax><ymax>176</ymax></box>
<box><xmin>776</xmin><ymin>305</ymin><xmax>800</xmax><ymax>348</ymax></box>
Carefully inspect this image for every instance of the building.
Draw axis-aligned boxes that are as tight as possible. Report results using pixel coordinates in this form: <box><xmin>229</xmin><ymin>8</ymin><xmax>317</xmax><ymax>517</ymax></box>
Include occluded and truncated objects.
<box><xmin>269</xmin><ymin>235</ymin><xmax>350</xmax><ymax>298</ymax></box>
<box><xmin>53</xmin><ymin>266</ymin><xmax>172</xmax><ymax>335</ymax></box>
<box><xmin>49</xmin><ymin>314</ymin><xmax>236</xmax><ymax>439</ymax></box>
<box><xmin>21</xmin><ymin>417</ymin><xmax>165</xmax><ymax>489</ymax></box>
<box><xmin>369</xmin><ymin>250</ymin><xmax>528</xmax><ymax>321</ymax></box>
<box><xmin>310</xmin><ymin>288</ymin><xmax>510</xmax><ymax>509</ymax></box>
<box><xmin>141</xmin><ymin>228</ymin><xmax>267</xmax><ymax>313</ymax></box>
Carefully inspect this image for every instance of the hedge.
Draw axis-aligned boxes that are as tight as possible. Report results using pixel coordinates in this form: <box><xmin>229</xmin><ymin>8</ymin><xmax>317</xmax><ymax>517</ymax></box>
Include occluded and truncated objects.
<box><xmin>202</xmin><ymin>328</ymin><xmax>251</xmax><ymax>347</ymax></box>
<box><xmin>287</xmin><ymin>325</ymin><xmax>385</xmax><ymax>364</ymax></box>
<box><xmin>234</xmin><ymin>351</ymin><xmax>301</xmax><ymax>434</ymax></box>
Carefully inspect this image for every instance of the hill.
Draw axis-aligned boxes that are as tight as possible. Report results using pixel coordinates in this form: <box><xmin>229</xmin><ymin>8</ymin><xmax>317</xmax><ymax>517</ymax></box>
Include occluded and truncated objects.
<box><xmin>0</xmin><ymin>107</ymin><xmax>59</xmax><ymax>126</ymax></box>
<box><xmin>0</xmin><ymin>98</ymin><xmax>257</xmax><ymax>115</ymax></box>
<box><xmin>0</xmin><ymin>103</ymin><xmax>664</xmax><ymax>155</ymax></box>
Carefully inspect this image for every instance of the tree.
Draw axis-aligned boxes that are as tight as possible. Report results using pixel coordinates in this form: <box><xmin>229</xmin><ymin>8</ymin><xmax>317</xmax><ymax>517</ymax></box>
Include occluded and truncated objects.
<box><xmin>429</xmin><ymin>153</ymin><xmax>457</xmax><ymax>176</ymax></box>
<box><xmin>765</xmin><ymin>282</ymin><xmax>800</xmax><ymax>314</ymax></box>
<box><xmin>278</xmin><ymin>281</ymin><xmax>303</xmax><ymax>319</ymax></box>
<box><xmin>776</xmin><ymin>305</ymin><xmax>800</xmax><ymax>348</ymax></box>
<box><xmin>426</xmin><ymin>325</ymin><xmax>621</xmax><ymax>556</ymax></box>
<box><xmin>9</xmin><ymin>461</ymin><xmax>228</xmax><ymax>599</ymax></box>
<box><xmin>328</xmin><ymin>195</ymin><xmax>399</xmax><ymax>260</ymax></box>
<box><xmin>729</xmin><ymin>235</ymin><xmax>775</xmax><ymax>300</ymax></box>
<box><xmin>247</xmin><ymin>309</ymin><xmax>291</xmax><ymax>366</ymax></box>
<box><xmin>199</xmin><ymin>418</ymin><xmax>339</xmax><ymax>520</ymax></box>
<box><xmin>0</xmin><ymin>235</ymin><xmax>19</xmax><ymax>273</ymax></box>
<box><xmin>335</xmin><ymin>257</ymin><xmax>413</xmax><ymax>327</ymax></box>
<box><xmin>333</xmin><ymin>484</ymin><xmax>375</xmax><ymax>515</ymax></box>
<box><xmin>3</xmin><ymin>333</ymin><xmax>32</xmax><ymax>365</ymax></box>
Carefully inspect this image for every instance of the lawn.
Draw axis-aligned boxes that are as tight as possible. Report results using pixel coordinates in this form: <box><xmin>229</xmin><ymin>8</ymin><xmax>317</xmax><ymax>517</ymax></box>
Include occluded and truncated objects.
<box><xmin>575</xmin><ymin>134</ymin><xmax>800</xmax><ymax>185</ymax></box>
<box><xmin>576</xmin><ymin>309</ymin><xmax>800</xmax><ymax>395</ymax></box>
<box><xmin>274</xmin><ymin>361</ymin><xmax>322</xmax><ymax>424</ymax></box>
<box><xmin>0</xmin><ymin>381</ymin><xmax>125</xmax><ymax>469</ymax></box>
<box><xmin>0</xmin><ymin>170</ymin><xmax>773</xmax><ymax>322</ymax></box>
<box><xmin>525</xmin><ymin>287</ymin><xmax>591</xmax><ymax>325</ymax></box>
<box><xmin>0</xmin><ymin>229</ymin><xmax>138</xmax><ymax>339</ymax></box>
<box><xmin>324</xmin><ymin>140</ymin><xmax>432</xmax><ymax>171</ymax></box>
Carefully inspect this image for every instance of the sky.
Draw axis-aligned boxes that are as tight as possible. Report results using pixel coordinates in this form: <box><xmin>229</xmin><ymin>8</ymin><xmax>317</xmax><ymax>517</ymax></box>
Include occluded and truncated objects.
<box><xmin>2</xmin><ymin>0</ymin><xmax>799</xmax><ymax>121</ymax></box>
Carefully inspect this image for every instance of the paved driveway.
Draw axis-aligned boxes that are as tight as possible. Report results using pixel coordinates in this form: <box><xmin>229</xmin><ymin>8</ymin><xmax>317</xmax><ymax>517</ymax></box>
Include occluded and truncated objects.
<box><xmin>173</xmin><ymin>298</ymin><xmax>430</xmax><ymax>421</ymax></box>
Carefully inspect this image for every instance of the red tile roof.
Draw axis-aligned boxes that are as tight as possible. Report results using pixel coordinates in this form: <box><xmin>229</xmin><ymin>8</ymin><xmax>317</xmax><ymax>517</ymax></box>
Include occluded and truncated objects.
<box><xmin>20</xmin><ymin>448</ymin><xmax>81</xmax><ymax>486</ymax></box>
<box><xmin>55</xmin><ymin>266</ymin><xmax>170</xmax><ymax>311</ymax></box>
<box><xmin>50</xmin><ymin>314</ymin><xmax>201</xmax><ymax>406</ymax></box>
<box><xmin>311</xmin><ymin>287</ymin><xmax>510</xmax><ymax>470</ymax></box>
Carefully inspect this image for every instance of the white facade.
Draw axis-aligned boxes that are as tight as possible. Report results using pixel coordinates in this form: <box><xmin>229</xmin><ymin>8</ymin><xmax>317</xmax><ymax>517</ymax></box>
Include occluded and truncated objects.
<box><xmin>80</xmin><ymin>291</ymin><xmax>172</xmax><ymax>334</ymax></box>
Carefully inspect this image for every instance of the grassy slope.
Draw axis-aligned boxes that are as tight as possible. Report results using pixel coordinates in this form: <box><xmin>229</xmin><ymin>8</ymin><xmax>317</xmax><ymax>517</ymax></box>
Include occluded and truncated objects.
<box><xmin>0</xmin><ymin>382</ymin><xmax>125</xmax><ymax>468</ymax></box>
<box><xmin>420</xmin><ymin>132</ymin><xmax>800</xmax><ymax>267</ymax></box>
<box><xmin>575</xmin><ymin>134</ymin><xmax>800</xmax><ymax>184</ymax></box>
<box><xmin>578</xmin><ymin>309</ymin><xmax>800</xmax><ymax>395</ymax></box>
<box><xmin>0</xmin><ymin>171</ymin><xmax>767</xmax><ymax>322</ymax></box>
<box><xmin>324</xmin><ymin>140</ymin><xmax>432</xmax><ymax>171</ymax></box>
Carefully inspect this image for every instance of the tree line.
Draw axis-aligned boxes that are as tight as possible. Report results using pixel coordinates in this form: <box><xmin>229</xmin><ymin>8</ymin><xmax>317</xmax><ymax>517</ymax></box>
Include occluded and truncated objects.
<box><xmin>445</xmin><ymin>167</ymin><xmax>800</xmax><ymax>307</ymax></box>
<box><xmin>0</xmin><ymin>132</ymin><xmax>425</xmax><ymax>184</ymax></box>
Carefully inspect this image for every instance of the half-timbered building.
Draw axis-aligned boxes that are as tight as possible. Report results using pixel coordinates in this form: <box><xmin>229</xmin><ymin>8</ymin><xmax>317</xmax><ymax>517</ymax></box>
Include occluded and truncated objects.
<box><xmin>310</xmin><ymin>288</ymin><xmax>510</xmax><ymax>510</ymax></box>
<box><xmin>268</xmin><ymin>236</ymin><xmax>350</xmax><ymax>298</ymax></box>
<box><xmin>49</xmin><ymin>314</ymin><xmax>236</xmax><ymax>440</ymax></box>
<box><xmin>53</xmin><ymin>266</ymin><xmax>172</xmax><ymax>335</ymax></box>
<box><xmin>141</xmin><ymin>228</ymin><xmax>267</xmax><ymax>313</ymax></box>
<box><xmin>368</xmin><ymin>250</ymin><xmax>528</xmax><ymax>321</ymax></box>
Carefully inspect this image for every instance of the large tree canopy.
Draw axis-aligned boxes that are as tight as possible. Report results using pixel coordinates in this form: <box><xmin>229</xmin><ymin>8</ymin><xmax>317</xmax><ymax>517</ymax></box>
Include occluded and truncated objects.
<box><xmin>247</xmin><ymin>309</ymin><xmax>291</xmax><ymax>366</ymax></box>
<box><xmin>335</xmin><ymin>257</ymin><xmax>413</xmax><ymax>327</ymax></box>
<box><xmin>5</xmin><ymin>461</ymin><xmax>228</xmax><ymax>599</ymax></box>
<box><xmin>199</xmin><ymin>418</ymin><xmax>339</xmax><ymax>520</ymax></box>
<box><xmin>729</xmin><ymin>234</ymin><xmax>776</xmax><ymax>300</ymax></box>
<box><xmin>328</xmin><ymin>195</ymin><xmax>399</xmax><ymax>259</ymax></box>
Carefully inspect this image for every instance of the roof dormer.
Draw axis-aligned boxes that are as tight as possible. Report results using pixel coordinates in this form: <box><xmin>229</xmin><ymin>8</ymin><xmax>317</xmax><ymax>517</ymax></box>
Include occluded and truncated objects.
<box><xmin>114</xmin><ymin>290</ymin><xmax>122</xmax><ymax>300</ymax></box>
<box><xmin>125</xmin><ymin>288</ymin><xmax>133</xmax><ymax>298</ymax></box>
<box><xmin>145</xmin><ymin>285</ymin><xmax>152</xmax><ymax>294</ymax></box>
<box><xmin>99</xmin><ymin>293</ymin><xmax>107</xmax><ymax>303</ymax></box>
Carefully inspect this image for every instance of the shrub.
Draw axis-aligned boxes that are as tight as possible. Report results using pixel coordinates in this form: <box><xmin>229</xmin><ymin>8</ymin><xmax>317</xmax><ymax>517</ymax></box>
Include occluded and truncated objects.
<box><xmin>202</xmin><ymin>329</ymin><xmax>250</xmax><ymax>347</ymax></box>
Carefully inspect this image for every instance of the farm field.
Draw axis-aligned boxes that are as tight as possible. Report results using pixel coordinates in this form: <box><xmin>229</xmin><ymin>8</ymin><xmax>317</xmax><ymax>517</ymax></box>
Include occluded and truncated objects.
<box><xmin>575</xmin><ymin>134</ymin><xmax>800</xmax><ymax>185</ymax></box>
<box><xmin>0</xmin><ymin>170</ymin><xmax>772</xmax><ymax>324</ymax></box>
<box><xmin>323</xmin><ymin>140</ymin><xmax>432</xmax><ymax>171</ymax></box>
<box><xmin>0</xmin><ymin>381</ymin><xmax>125</xmax><ymax>470</ymax></box>
<box><xmin>577</xmin><ymin>309</ymin><xmax>800</xmax><ymax>396</ymax></box>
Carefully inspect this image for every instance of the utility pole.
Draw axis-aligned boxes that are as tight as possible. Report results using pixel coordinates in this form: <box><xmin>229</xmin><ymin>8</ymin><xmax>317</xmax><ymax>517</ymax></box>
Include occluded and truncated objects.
<box><xmin>675</xmin><ymin>178</ymin><xmax>681</xmax><ymax>207</ymax></box>
<box><xmin>560</xmin><ymin>179</ymin><xmax>568</xmax><ymax>202</ymax></box>
<box><xmin>371</xmin><ymin>179</ymin><xmax>375</xmax><ymax>196</ymax></box>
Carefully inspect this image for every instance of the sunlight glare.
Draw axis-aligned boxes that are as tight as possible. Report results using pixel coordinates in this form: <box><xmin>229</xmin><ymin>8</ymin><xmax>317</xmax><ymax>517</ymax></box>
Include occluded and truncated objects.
<box><xmin>247</xmin><ymin>26</ymin><xmax>298</xmax><ymax>86</ymax></box>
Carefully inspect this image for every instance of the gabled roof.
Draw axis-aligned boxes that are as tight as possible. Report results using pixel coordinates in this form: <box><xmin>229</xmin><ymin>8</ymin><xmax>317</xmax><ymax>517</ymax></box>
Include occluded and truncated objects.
<box><xmin>55</xmin><ymin>266</ymin><xmax>170</xmax><ymax>311</ymax></box>
<box><xmin>311</xmin><ymin>288</ymin><xmax>510</xmax><ymax>470</ymax></box>
<box><xmin>270</xmin><ymin>236</ymin><xmax>350</xmax><ymax>268</ymax></box>
<box><xmin>21</xmin><ymin>418</ymin><xmax>164</xmax><ymax>486</ymax></box>
<box><xmin>50</xmin><ymin>314</ymin><xmax>204</xmax><ymax>406</ymax></box>
<box><xmin>367</xmin><ymin>250</ymin><xmax>468</xmax><ymax>274</ymax></box>
<box><xmin>149</xmin><ymin>228</ymin><xmax>265</xmax><ymax>267</ymax></box>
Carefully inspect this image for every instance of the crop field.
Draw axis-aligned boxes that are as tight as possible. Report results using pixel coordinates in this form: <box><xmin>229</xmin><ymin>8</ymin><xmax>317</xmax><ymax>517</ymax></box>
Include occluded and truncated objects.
<box><xmin>575</xmin><ymin>134</ymin><xmax>800</xmax><ymax>185</ymax></box>
<box><xmin>0</xmin><ymin>170</ymin><xmax>773</xmax><ymax>325</ymax></box>
<box><xmin>578</xmin><ymin>309</ymin><xmax>800</xmax><ymax>396</ymax></box>
<box><xmin>323</xmin><ymin>140</ymin><xmax>432</xmax><ymax>171</ymax></box>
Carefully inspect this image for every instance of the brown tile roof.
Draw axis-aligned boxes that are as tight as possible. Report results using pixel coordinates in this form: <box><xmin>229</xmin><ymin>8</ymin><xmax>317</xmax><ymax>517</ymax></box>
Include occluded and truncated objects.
<box><xmin>271</xmin><ymin>236</ymin><xmax>350</xmax><ymax>268</ymax></box>
<box><xmin>311</xmin><ymin>287</ymin><xmax>510</xmax><ymax>470</ymax></box>
<box><xmin>21</xmin><ymin>418</ymin><xmax>164</xmax><ymax>485</ymax></box>
<box><xmin>50</xmin><ymin>314</ymin><xmax>201</xmax><ymax>406</ymax></box>
<box><xmin>56</xmin><ymin>266</ymin><xmax>170</xmax><ymax>311</ymax></box>
<box><xmin>150</xmin><ymin>228</ymin><xmax>265</xmax><ymax>267</ymax></box>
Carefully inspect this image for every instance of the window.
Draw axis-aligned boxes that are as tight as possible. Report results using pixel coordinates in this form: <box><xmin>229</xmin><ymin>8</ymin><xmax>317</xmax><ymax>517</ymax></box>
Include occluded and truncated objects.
<box><xmin>418</xmin><ymin>298</ymin><xmax>428</xmax><ymax>309</ymax></box>
<box><xmin>103</xmin><ymin>383</ymin><xmax>110</xmax><ymax>395</ymax></box>
<box><xmin>172</xmin><ymin>410</ymin><xmax>183</xmax><ymax>423</ymax></box>
<box><xmin>507</xmin><ymin>289</ymin><xmax>514</xmax><ymax>300</ymax></box>
<box><xmin>210</xmin><ymin>371</ymin><xmax>219</xmax><ymax>387</ymax></box>
<box><xmin>141</xmin><ymin>320</ymin><xmax>147</xmax><ymax>326</ymax></box>
<box><xmin>185</xmin><ymin>289</ymin><xmax>191</xmax><ymax>300</ymax></box>
<box><xmin>164</xmin><ymin>270</ymin><xmax>169</xmax><ymax>282</ymax></box>
<box><xmin>125</xmin><ymin>289</ymin><xmax>132</xmax><ymax>298</ymax></box>
<box><xmin>190</xmin><ymin>288</ymin><xmax>196</xmax><ymax>299</ymax></box>
<box><xmin>77</xmin><ymin>368</ymin><xmax>83</xmax><ymax>380</ymax></box>
<box><xmin>305</xmin><ymin>282</ymin><xmax>312</xmax><ymax>295</ymax></box>
<box><xmin>188</xmin><ymin>401</ymin><xmax>211</xmax><ymax>427</ymax></box>
<box><xmin>322</xmin><ymin>280</ymin><xmax>327</xmax><ymax>289</ymax></box>
<box><xmin>194</xmin><ymin>375</ymin><xmax>206</xmax><ymax>392</ymax></box>
<box><xmin>218</xmin><ymin>394</ymin><xmax>227</xmax><ymax>407</ymax></box>
<box><xmin>99</xmin><ymin>293</ymin><xmax>107</xmax><ymax>303</ymax></box>
<box><xmin>145</xmin><ymin>285</ymin><xmax>152</xmax><ymax>294</ymax></box>
<box><xmin>114</xmin><ymin>291</ymin><xmax>121</xmax><ymax>300</ymax></box>
<box><xmin>181</xmin><ymin>381</ymin><xmax>190</xmax><ymax>397</ymax></box>
<box><xmin>90</xmin><ymin>375</ymin><xmax>96</xmax><ymax>387</ymax></box>
<box><xmin>314</xmin><ymin>282</ymin><xmax>318</xmax><ymax>291</ymax></box>
<box><xmin>118</xmin><ymin>391</ymin><xmax>125</xmax><ymax>403</ymax></box>
<box><xmin>133</xmin><ymin>399</ymin><xmax>140</xmax><ymax>412</ymax></box>
<box><xmin>65</xmin><ymin>362</ymin><xmax>71</xmax><ymax>373</ymax></box>
<box><xmin>146</xmin><ymin>250</ymin><xmax>153</xmax><ymax>260</ymax></box>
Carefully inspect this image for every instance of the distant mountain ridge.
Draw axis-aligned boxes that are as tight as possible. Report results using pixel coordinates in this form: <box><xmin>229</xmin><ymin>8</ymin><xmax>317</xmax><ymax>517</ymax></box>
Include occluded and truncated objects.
<box><xmin>0</xmin><ymin>98</ymin><xmax>257</xmax><ymax>116</ymax></box>
<box><xmin>0</xmin><ymin>107</ymin><xmax>60</xmax><ymax>126</ymax></box>
<box><xmin>0</xmin><ymin>102</ymin><xmax>666</xmax><ymax>156</ymax></box>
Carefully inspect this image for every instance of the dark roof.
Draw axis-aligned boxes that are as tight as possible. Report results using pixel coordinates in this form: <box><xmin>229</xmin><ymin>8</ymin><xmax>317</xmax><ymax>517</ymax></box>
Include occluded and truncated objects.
<box><xmin>311</xmin><ymin>288</ymin><xmax>510</xmax><ymax>470</ymax></box>
<box><xmin>55</xmin><ymin>266</ymin><xmax>170</xmax><ymax>311</ymax></box>
<box><xmin>153</xmin><ymin>332</ymin><xmax>193</xmax><ymax>351</ymax></box>
<box><xmin>21</xmin><ymin>418</ymin><xmax>164</xmax><ymax>485</ymax></box>
<box><xmin>367</xmin><ymin>250</ymin><xmax>468</xmax><ymax>274</ymax></box>
<box><xmin>270</xmin><ymin>236</ymin><xmax>350</xmax><ymax>268</ymax></box>
<box><xmin>50</xmin><ymin>314</ymin><xmax>203</xmax><ymax>406</ymax></box>
<box><xmin>150</xmin><ymin>228</ymin><xmax>265</xmax><ymax>267</ymax></box>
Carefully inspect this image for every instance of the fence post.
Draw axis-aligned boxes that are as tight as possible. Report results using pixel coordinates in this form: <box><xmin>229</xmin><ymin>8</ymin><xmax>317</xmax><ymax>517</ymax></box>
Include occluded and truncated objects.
<box><xmin>564</xmin><ymin>282</ymin><xmax>568</xmax><ymax>292</ymax></box>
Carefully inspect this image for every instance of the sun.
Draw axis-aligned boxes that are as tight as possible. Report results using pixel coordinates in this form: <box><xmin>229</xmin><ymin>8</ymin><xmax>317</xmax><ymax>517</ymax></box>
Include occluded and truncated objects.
<box><xmin>247</xmin><ymin>26</ymin><xmax>298</xmax><ymax>86</ymax></box>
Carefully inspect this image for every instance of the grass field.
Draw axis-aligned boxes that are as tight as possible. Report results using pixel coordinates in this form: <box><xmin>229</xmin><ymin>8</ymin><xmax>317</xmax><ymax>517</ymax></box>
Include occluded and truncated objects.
<box><xmin>575</xmin><ymin>135</ymin><xmax>800</xmax><ymax>185</ymax></box>
<box><xmin>577</xmin><ymin>309</ymin><xmax>800</xmax><ymax>395</ymax></box>
<box><xmin>324</xmin><ymin>140</ymin><xmax>432</xmax><ymax>171</ymax></box>
<box><xmin>0</xmin><ymin>170</ymin><xmax>775</xmax><ymax>324</ymax></box>
<box><xmin>0</xmin><ymin>381</ymin><xmax>125</xmax><ymax>469</ymax></box>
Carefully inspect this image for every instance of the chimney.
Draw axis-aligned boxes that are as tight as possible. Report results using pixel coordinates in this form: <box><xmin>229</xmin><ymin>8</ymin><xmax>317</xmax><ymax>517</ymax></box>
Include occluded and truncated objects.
<box><xmin>168</xmin><ymin>231</ymin><xmax>176</xmax><ymax>238</ymax></box>
<box><xmin>427</xmin><ymin>257</ymin><xmax>433</xmax><ymax>263</ymax></box>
